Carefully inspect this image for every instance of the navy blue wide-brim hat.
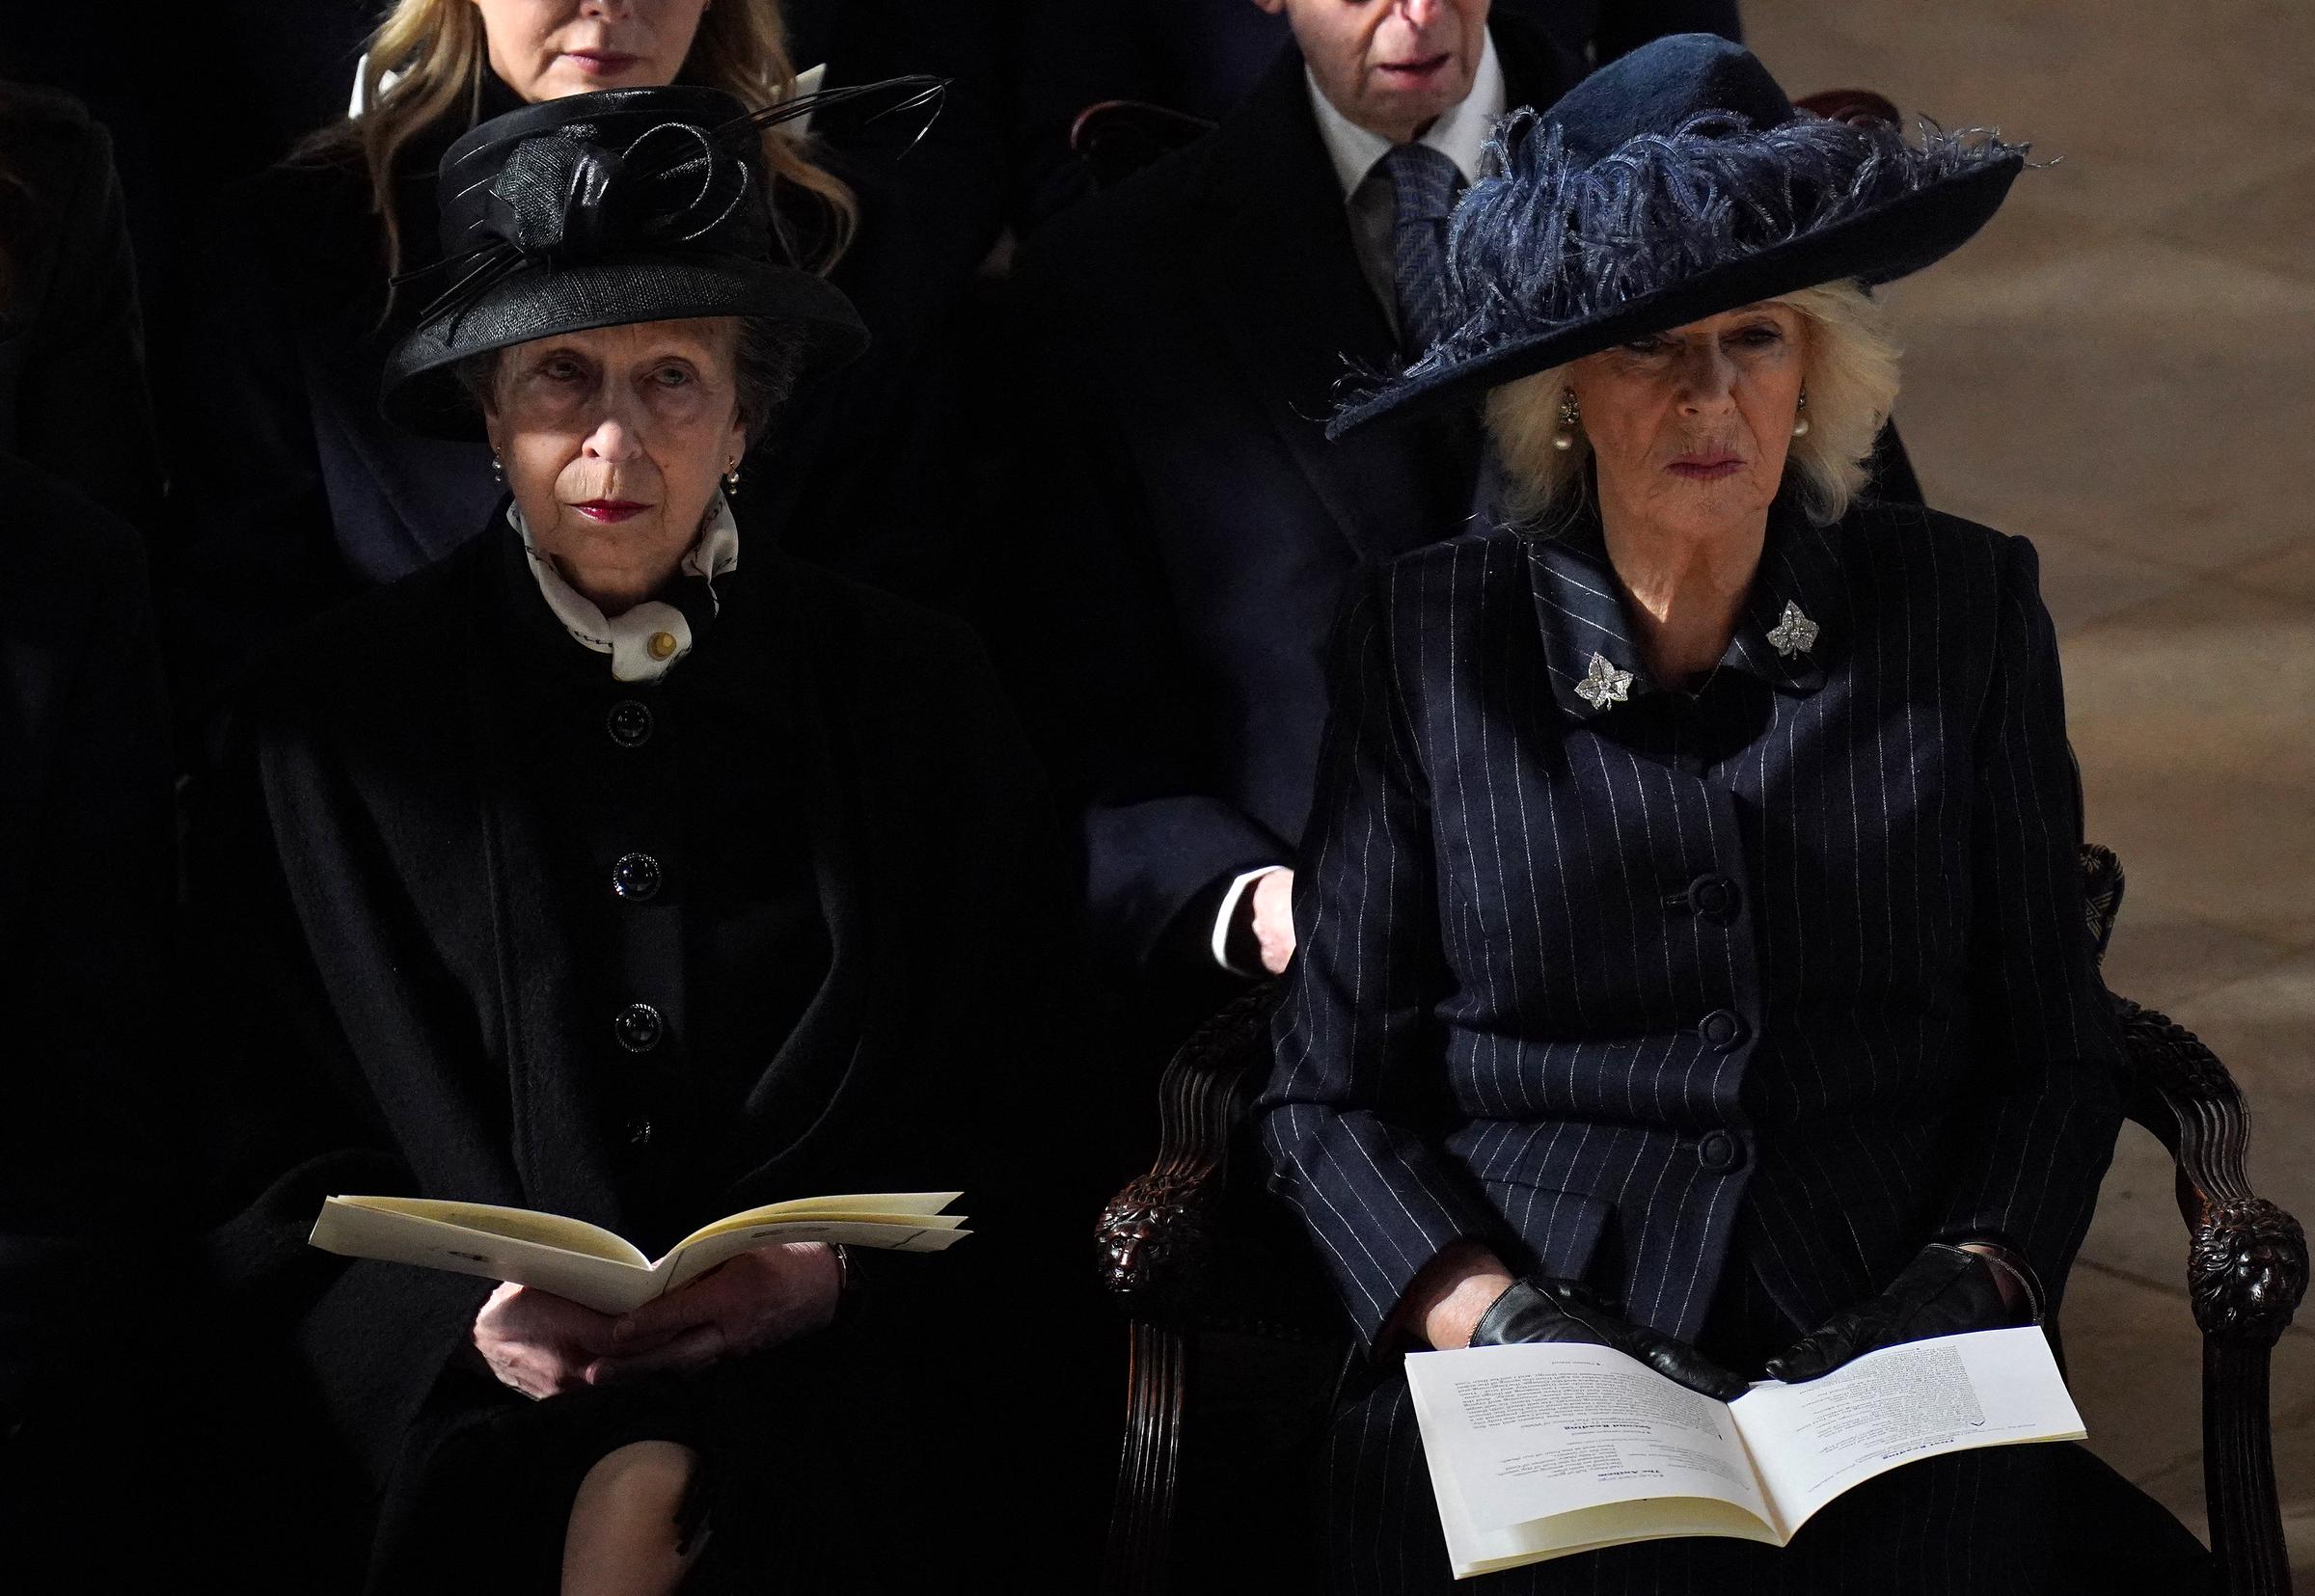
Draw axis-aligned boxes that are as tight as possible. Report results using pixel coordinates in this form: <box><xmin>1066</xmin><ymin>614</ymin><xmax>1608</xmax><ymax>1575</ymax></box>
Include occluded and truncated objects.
<box><xmin>381</xmin><ymin>83</ymin><xmax>897</xmax><ymax>438</ymax></box>
<box><xmin>1327</xmin><ymin>35</ymin><xmax>2027</xmax><ymax>439</ymax></box>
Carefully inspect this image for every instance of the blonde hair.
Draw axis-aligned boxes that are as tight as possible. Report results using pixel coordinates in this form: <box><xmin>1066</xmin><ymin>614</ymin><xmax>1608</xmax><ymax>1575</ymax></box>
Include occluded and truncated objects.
<box><xmin>1485</xmin><ymin>280</ymin><xmax>1903</xmax><ymax>527</ymax></box>
<box><xmin>304</xmin><ymin>0</ymin><xmax>857</xmax><ymax>287</ymax></box>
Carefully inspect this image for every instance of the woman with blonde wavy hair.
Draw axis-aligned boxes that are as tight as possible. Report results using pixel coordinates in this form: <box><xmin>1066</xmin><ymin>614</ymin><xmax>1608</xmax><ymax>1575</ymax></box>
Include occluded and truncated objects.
<box><xmin>166</xmin><ymin>0</ymin><xmax>891</xmax><ymax>721</ymax></box>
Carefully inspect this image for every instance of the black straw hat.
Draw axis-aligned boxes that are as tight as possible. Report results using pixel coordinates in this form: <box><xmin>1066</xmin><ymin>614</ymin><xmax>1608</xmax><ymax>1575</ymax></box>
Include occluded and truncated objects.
<box><xmin>380</xmin><ymin>82</ymin><xmax>923</xmax><ymax>437</ymax></box>
<box><xmin>1327</xmin><ymin>35</ymin><xmax>2027</xmax><ymax>439</ymax></box>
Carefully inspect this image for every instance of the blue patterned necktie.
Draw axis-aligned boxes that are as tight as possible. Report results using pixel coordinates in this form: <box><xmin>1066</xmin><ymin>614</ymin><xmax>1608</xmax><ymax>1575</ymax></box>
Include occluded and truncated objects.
<box><xmin>1382</xmin><ymin>141</ymin><xmax>1463</xmax><ymax>357</ymax></box>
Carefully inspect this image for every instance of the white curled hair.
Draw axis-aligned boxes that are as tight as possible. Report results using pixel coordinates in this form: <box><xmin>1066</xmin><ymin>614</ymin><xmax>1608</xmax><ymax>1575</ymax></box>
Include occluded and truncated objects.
<box><xmin>1485</xmin><ymin>278</ymin><xmax>1904</xmax><ymax>527</ymax></box>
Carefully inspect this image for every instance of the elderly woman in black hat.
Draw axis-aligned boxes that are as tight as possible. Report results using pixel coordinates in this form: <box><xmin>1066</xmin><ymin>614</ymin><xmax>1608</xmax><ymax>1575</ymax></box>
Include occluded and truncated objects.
<box><xmin>1259</xmin><ymin>34</ymin><xmax>2129</xmax><ymax>1593</ymax></box>
<box><xmin>166</xmin><ymin>0</ymin><xmax>1006</xmax><ymax>731</ymax></box>
<box><xmin>189</xmin><ymin>86</ymin><xmax>1081</xmax><ymax>1595</ymax></box>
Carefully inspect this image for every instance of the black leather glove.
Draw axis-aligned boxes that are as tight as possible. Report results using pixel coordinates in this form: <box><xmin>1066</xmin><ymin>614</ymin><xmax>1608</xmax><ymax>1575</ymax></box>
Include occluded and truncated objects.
<box><xmin>1470</xmin><ymin>1278</ymin><xmax>1749</xmax><ymax>1401</ymax></box>
<box><xmin>1764</xmin><ymin>1242</ymin><xmax>2034</xmax><ymax>1384</ymax></box>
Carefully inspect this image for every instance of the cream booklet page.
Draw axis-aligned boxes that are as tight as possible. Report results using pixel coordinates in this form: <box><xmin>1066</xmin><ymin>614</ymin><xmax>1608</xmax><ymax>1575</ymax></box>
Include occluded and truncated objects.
<box><xmin>1403</xmin><ymin>1326</ymin><xmax>2085</xmax><ymax>1580</ymax></box>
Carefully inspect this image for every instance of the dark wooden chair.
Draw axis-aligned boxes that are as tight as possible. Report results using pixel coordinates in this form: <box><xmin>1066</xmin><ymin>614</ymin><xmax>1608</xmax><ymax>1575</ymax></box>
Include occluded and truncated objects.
<box><xmin>1093</xmin><ymin>843</ymin><xmax>2309</xmax><ymax>1595</ymax></box>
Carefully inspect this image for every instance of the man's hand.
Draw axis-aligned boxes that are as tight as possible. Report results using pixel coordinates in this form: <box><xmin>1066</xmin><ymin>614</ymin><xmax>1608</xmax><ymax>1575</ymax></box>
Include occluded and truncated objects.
<box><xmin>473</xmin><ymin>1282</ymin><xmax>640</xmax><ymax>1399</ymax></box>
<box><xmin>1250</xmin><ymin>867</ymin><xmax>1297</xmax><ymax>974</ymax></box>
<box><xmin>585</xmin><ymin>1242</ymin><xmax>843</xmax><ymax>1386</ymax></box>
<box><xmin>1471</xmin><ymin>1278</ymin><xmax>1750</xmax><ymax>1400</ymax></box>
<box><xmin>1764</xmin><ymin>1241</ymin><xmax>2034</xmax><ymax>1384</ymax></box>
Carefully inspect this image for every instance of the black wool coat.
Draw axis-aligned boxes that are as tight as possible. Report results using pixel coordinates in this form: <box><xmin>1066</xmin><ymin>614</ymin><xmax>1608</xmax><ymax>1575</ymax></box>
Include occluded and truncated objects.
<box><xmin>1000</xmin><ymin>26</ymin><xmax>1582</xmax><ymax>1007</ymax></box>
<box><xmin>1258</xmin><ymin>497</ymin><xmax>2125</xmax><ymax>1591</ymax></box>
<box><xmin>186</xmin><ymin>521</ymin><xmax>1094</xmax><ymax>1590</ymax></box>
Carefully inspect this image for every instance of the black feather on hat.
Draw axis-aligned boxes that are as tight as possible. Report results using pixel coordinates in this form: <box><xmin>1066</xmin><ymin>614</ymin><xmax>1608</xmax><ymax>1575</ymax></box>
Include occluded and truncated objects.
<box><xmin>380</xmin><ymin>78</ymin><xmax>940</xmax><ymax>438</ymax></box>
<box><xmin>1327</xmin><ymin>36</ymin><xmax>2027</xmax><ymax>440</ymax></box>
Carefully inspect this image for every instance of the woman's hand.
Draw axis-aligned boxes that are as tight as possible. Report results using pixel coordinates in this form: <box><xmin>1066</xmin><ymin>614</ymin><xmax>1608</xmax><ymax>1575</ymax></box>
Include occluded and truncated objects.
<box><xmin>1472</xmin><ymin>1278</ymin><xmax>1751</xmax><ymax>1401</ymax></box>
<box><xmin>1397</xmin><ymin>1239</ymin><xmax>1519</xmax><ymax>1351</ymax></box>
<box><xmin>1764</xmin><ymin>1241</ymin><xmax>2035</xmax><ymax>1383</ymax></box>
<box><xmin>473</xmin><ymin>1282</ymin><xmax>640</xmax><ymax>1399</ymax></box>
<box><xmin>585</xmin><ymin>1242</ymin><xmax>844</xmax><ymax>1386</ymax></box>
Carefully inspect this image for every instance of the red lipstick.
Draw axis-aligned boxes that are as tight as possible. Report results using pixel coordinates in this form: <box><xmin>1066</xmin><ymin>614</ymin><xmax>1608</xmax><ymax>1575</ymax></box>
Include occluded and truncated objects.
<box><xmin>573</xmin><ymin>500</ymin><xmax>649</xmax><ymax>523</ymax></box>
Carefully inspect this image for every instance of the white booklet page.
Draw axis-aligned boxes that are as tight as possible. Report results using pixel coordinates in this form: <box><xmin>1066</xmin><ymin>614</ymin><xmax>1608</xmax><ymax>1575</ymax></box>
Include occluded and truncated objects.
<box><xmin>1405</xmin><ymin>1327</ymin><xmax>2083</xmax><ymax>1580</ymax></box>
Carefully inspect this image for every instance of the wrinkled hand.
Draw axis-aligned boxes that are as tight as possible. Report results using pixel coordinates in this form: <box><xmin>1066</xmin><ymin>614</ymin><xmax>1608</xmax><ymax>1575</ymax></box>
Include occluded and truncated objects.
<box><xmin>586</xmin><ymin>1242</ymin><xmax>843</xmax><ymax>1387</ymax></box>
<box><xmin>473</xmin><ymin>1282</ymin><xmax>650</xmax><ymax>1399</ymax></box>
<box><xmin>1472</xmin><ymin>1278</ymin><xmax>1749</xmax><ymax>1401</ymax></box>
<box><xmin>1764</xmin><ymin>1243</ymin><xmax>2029</xmax><ymax>1384</ymax></box>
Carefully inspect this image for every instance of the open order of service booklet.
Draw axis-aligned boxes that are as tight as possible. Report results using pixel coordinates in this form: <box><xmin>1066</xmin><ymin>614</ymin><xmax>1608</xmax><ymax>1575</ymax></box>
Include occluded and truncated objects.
<box><xmin>309</xmin><ymin>1192</ymin><xmax>967</xmax><ymax>1315</ymax></box>
<box><xmin>1404</xmin><ymin>1326</ymin><xmax>2084</xmax><ymax>1580</ymax></box>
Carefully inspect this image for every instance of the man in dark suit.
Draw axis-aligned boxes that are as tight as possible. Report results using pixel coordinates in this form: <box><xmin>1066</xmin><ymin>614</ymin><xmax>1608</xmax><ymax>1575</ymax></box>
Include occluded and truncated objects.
<box><xmin>1008</xmin><ymin>0</ymin><xmax>1742</xmax><ymax>230</ymax></box>
<box><xmin>1005</xmin><ymin>0</ymin><xmax>1584</xmax><ymax>1023</ymax></box>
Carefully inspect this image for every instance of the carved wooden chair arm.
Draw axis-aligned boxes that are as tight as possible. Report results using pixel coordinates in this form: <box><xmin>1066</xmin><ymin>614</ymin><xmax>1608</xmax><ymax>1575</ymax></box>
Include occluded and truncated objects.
<box><xmin>2113</xmin><ymin>997</ymin><xmax>2310</xmax><ymax>1349</ymax></box>
<box><xmin>2081</xmin><ymin>845</ymin><xmax>2310</xmax><ymax>1346</ymax></box>
<box><xmin>2083</xmin><ymin>842</ymin><xmax>2306</xmax><ymax>1594</ymax></box>
<box><xmin>1095</xmin><ymin>982</ymin><xmax>1284</xmax><ymax>1321</ymax></box>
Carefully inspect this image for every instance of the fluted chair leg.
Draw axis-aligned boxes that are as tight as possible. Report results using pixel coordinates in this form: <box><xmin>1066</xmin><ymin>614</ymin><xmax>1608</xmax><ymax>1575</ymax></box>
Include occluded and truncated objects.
<box><xmin>1103</xmin><ymin>1319</ymin><xmax>1188</xmax><ymax>1596</ymax></box>
<box><xmin>2205</xmin><ymin>1339</ymin><xmax>2294</xmax><ymax>1595</ymax></box>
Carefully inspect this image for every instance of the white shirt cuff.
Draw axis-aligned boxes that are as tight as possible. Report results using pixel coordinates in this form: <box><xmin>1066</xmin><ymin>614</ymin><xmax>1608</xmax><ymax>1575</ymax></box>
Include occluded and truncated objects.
<box><xmin>1212</xmin><ymin>865</ymin><xmax>1291</xmax><ymax>978</ymax></box>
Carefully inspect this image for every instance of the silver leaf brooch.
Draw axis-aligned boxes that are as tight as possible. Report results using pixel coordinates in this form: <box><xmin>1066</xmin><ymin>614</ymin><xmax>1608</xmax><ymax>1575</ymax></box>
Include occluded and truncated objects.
<box><xmin>1575</xmin><ymin>651</ymin><xmax>1634</xmax><ymax>711</ymax></box>
<box><xmin>1767</xmin><ymin>601</ymin><xmax>1819</xmax><ymax>658</ymax></box>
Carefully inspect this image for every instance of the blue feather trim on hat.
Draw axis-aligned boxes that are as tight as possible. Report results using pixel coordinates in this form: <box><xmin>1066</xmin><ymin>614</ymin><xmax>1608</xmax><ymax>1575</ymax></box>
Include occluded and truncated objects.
<box><xmin>1330</xmin><ymin>104</ymin><xmax>2029</xmax><ymax>434</ymax></box>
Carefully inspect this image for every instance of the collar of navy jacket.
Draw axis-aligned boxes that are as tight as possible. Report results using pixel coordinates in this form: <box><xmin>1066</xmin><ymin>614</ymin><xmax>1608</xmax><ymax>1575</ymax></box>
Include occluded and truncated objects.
<box><xmin>1522</xmin><ymin>490</ymin><xmax>1842</xmax><ymax>721</ymax></box>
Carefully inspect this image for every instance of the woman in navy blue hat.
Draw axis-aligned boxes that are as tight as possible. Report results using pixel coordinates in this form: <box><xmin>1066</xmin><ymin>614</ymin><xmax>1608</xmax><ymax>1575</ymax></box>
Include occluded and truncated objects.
<box><xmin>185</xmin><ymin>85</ymin><xmax>1091</xmax><ymax>1596</ymax></box>
<box><xmin>1259</xmin><ymin>34</ymin><xmax>2137</xmax><ymax>1592</ymax></box>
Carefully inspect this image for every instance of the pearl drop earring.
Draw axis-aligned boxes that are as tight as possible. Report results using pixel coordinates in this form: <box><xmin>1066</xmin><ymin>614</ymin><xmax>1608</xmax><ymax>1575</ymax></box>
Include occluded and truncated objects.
<box><xmin>1552</xmin><ymin>388</ymin><xmax>1581</xmax><ymax>452</ymax></box>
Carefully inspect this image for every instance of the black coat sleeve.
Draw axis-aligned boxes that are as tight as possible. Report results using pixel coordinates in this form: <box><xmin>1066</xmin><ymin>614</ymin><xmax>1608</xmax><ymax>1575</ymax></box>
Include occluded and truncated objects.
<box><xmin>1932</xmin><ymin>533</ymin><xmax>2123</xmax><ymax>1305</ymax></box>
<box><xmin>994</xmin><ymin>284</ymin><xmax>1294</xmax><ymax>987</ymax></box>
<box><xmin>1257</xmin><ymin>564</ymin><xmax>1498</xmax><ymax>1348</ymax></box>
<box><xmin>184</xmin><ymin>695</ymin><xmax>494</xmax><ymax>1493</ymax></box>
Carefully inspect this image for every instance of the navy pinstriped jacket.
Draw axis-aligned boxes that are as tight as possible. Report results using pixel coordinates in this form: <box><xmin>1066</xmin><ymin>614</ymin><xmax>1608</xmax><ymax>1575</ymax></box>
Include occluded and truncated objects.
<box><xmin>1259</xmin><ymin>496</ymin><xmax>2124</xmax><ymax>1351</ymax></box>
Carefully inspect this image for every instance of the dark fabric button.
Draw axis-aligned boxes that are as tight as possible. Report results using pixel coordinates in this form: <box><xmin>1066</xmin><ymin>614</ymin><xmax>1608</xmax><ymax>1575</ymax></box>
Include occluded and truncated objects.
<box><xmin>611</xmin><ymin>852</ymin><xmax>663</xmax><ymax>901</ymax></box>
<box><xmin>607</xmin><ymin>699</ymin><xmax>654</xmax><ymax>748</ymax></box>
<box><xmin>613</xmin><ymin>1002</ymin><xmax>664</xmax><ymax>1054</ymax></box>
<box><xmin>1699</xmin><ymin>1009</ymin><xmax>1747</xmax><ymax>1051</ymax></box>
<box><xmin>1697</xmin><ymin>1129</ymin><xmax>1741</xmax><ymax>1173</ymax></box>
<box><xmin>1688</xmin><ymin>874</ymin><xmax>1739</xmax><ymax>924</ymax></box>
